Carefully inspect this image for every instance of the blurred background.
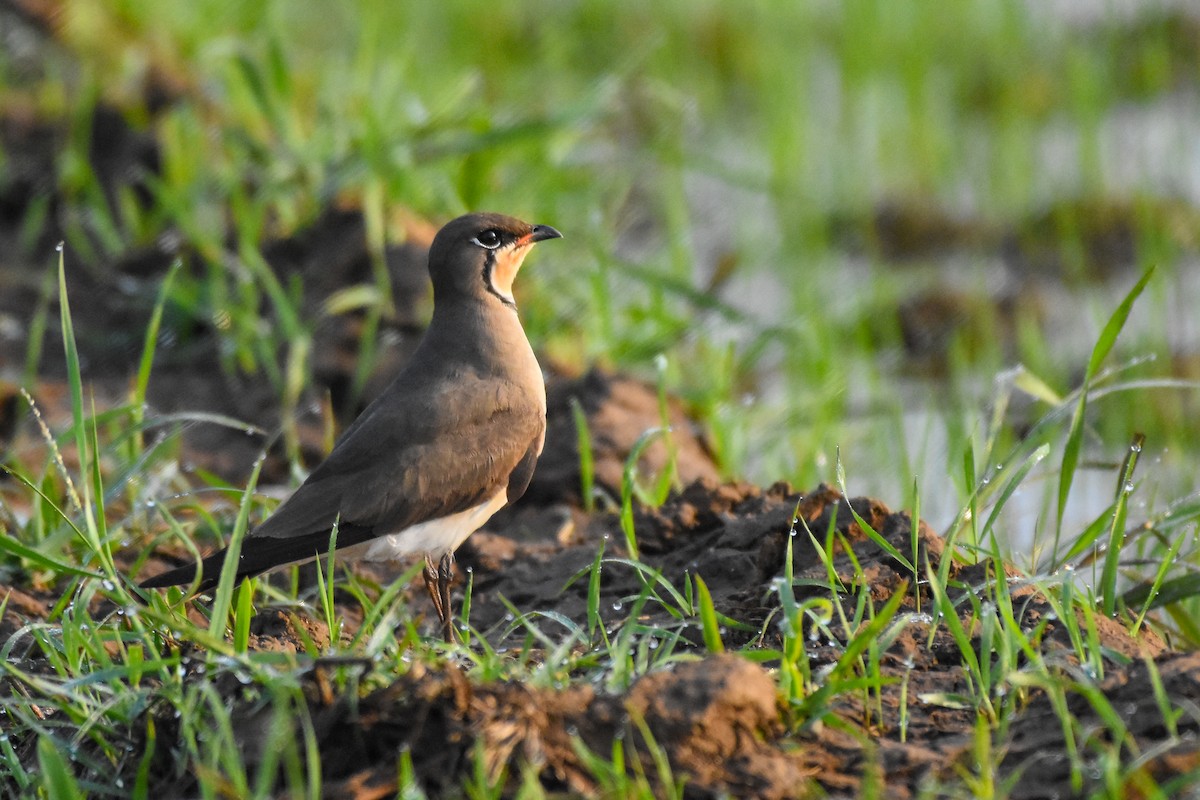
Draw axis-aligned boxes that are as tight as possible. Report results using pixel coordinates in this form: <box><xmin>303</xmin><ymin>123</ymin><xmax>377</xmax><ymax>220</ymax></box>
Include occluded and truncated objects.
<box><xmin>1</xmin><ymin>0</ymin><xmax>1198</xmax><ymax>562</ymax></box>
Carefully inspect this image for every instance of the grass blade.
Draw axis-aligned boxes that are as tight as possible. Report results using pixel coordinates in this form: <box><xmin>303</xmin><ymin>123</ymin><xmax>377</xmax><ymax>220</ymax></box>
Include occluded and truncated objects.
<box><xmin>208</xmin><ymin>455</ymin><xmax>265</xmax><ymax>638</ymax></box>
<box><xmin>620</xmin><ymin>427</ymin><xmax>668</xmax><ymax>560</ymax></box>
<box><xmin>1100</xmin><ymin>433</ymin><xmax>1143</xmax><ymax>615</ymax></box>
<box><xmin>37</xmin><ymin>735</ymin><xmax>83</xmax><ymax>800</ymax></box>
<box><xmin>694</xmin><ymin>574</ymin><xmax>725</xmax><ymax>654</ymax></box>
<box><xmin>1054</xmin><ymin>266</ymin><xmax>1154</xmax><ymax>551</ymax></box>
<box><xmin>132</xmin><ymin>260</ymin><xmax>181</xmax><ymax>438</ymax></box>
<box><xmin>571</xmin><ymin>396</ymin><xmax>596</xmax><ymax>513</ymax></box>
<box><xmin>836</xmin><ymin>452</ymin><xmax>914</xmax><ymax>573</ymax></box>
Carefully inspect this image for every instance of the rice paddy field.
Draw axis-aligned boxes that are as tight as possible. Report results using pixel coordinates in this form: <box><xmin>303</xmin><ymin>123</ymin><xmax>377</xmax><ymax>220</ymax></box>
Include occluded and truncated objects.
<box><xmin>2</xmin><ymin>1</ymin><xmax>1200</xmax><ymax>797</ymax></box>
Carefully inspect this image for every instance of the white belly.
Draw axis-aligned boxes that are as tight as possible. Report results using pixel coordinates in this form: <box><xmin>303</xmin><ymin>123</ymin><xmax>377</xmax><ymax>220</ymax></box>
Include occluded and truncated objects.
<box><xmin>348</xmin><ymin>490</ymin><xmax>508</xmax><ymax>563</ymax></box>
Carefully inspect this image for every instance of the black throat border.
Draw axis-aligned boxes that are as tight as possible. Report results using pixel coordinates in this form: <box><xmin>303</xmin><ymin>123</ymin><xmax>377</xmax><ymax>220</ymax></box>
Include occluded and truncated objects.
<box><xmin>481</xmin><ymin>250</ymin><xmax>517</xmax><ymax>309</ymax></box>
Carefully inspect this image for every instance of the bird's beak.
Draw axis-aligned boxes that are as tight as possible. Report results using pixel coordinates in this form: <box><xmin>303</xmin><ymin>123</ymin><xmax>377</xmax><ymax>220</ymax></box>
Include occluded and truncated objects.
<box><xmin>521</xmin><ymin>224</ymin><xmax>563</xmax><ymax>245</ymax></box>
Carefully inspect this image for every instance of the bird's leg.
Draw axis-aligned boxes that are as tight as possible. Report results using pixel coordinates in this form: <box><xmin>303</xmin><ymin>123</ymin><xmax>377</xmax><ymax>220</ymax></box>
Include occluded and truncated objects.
<box><xmin>422</xmin><ymin>552</ymin><xmax>459</xmax><ymax>643</ymax></box>
<box><xmin>437</xmin><ymin>551</ymin><xmax>457</xmax><ymax>643</ymax></box>
<box><xmin>422</xmin><ymin>554</ymin><xmax>447</xmax><ymax>634</ymax></box>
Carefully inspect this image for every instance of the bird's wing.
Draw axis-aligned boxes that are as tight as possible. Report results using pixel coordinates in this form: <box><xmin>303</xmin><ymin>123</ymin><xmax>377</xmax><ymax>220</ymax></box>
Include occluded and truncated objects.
<box><xmin>505</xmin><ymin>427</ymin><xmax>545</xmax><ymax>504</ymax></box>
<box><xmin>138</xmin><ymin>372</ymin><xmax>545</xmax><ymax>589</ymax></box>
<box><xmin>252</xmin><ymin>371</ymin><xmax>545</xmax><ymax>545</ymax></box>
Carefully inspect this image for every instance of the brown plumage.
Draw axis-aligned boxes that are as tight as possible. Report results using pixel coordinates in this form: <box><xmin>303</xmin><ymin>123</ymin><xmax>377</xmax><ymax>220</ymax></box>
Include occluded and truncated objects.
<box><xmin>140</xmin><ymin>212</ymin><xmax>561</xmax><ymax>640</ymax></box>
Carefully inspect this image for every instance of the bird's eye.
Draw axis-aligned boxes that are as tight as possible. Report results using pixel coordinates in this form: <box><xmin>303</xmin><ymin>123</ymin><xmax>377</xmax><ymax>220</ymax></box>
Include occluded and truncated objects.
<box><xmin>472</xmin><ymin>230</ymin><xmax>502</xmax><ymax>249</ymax></box>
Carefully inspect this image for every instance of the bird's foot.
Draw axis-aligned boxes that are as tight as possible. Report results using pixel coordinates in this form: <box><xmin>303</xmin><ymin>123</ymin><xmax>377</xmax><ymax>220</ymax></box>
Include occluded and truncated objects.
<box><xmin>423</xmin><ymin>552</ymin><xmax>459</xmax><ymax>644</ymax></box>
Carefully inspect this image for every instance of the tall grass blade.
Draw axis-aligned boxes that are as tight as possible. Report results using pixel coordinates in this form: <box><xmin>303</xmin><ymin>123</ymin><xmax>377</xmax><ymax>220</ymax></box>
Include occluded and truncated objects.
<box><xmin>132</xmin><ymin>260</ymin><xmax>180</xmax><ymax>437</ymax></box>
<box><xmin>979</xmin><ymin>443</ymin><xmax>1050</xmax><ymax>548</ymax></box>
<box><xmin>209</xmin><ymin>456</ymin><xmax>265</xmax><ymax>638</ymax></box>
<box><xmin>56</xmin><ymin>247</ymin><xmax>86</xmax><ymax>516</ymax></box>
<box><xmin>1055</xmin><ymin>266</ymin><xmax>1154</xmax><ymax>551</ymax></box>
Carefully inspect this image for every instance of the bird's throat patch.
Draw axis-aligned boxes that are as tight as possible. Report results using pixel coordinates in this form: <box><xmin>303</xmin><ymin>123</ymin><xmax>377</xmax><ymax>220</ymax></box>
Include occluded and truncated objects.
<box><xmin>485</xmin><ymin>244</ymin><xmax>532</xmax><ymax>306</ymax></box>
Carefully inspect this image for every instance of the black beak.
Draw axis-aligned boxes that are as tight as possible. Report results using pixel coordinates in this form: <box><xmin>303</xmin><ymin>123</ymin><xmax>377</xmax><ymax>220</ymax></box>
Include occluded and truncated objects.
<box><xmin>529</xmin><ymin>224</ymin><xmax>563</xmax><ymax>243</ymax></box>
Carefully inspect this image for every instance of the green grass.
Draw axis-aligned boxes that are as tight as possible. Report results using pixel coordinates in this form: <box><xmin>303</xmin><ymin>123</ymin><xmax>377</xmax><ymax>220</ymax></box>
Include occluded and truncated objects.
<box><xmin>4</xmin><ymin>253</ymin><xmax>1200</xmax><ymax>797</ymax></box>
<box><xmin>4</xmin><ymin>1</ymin><xmax>1200</xmax><ymax>797</ymax></box>
<box><xmin>4</xmin><ymin>0</ymin><xmax>1198</xmax><ymax>509</ymax></box>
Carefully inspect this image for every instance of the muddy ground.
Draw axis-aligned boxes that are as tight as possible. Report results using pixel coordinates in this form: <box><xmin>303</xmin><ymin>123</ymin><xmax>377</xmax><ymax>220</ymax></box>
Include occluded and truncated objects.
<box><xmin>3</xmin><ymin>409</ymin><xmax>1196</xmax><ymax>797</ymax></box>
<box><xmin>2</xmin><ymin>12</ymin><xmax>1199</xmax><ymax>795</ymax></box>
<box><xmin>0</xmin><ymin>196</ymin><xmax>1195</xmax><ymax>794</ymax></box>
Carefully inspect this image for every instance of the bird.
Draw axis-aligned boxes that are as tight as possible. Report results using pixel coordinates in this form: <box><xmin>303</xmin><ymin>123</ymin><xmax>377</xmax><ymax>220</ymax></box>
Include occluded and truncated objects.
<box><xmin>140</xmin><ymin>212</ymin><xmax>561</xmax><ymax>642</ymax></box>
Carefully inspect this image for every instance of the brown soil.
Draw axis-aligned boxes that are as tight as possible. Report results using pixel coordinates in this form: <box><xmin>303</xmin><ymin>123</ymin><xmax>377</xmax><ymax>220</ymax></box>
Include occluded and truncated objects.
<box><xmin>2</xmin><ymin>442</ymin><xmax>1191</xmax><ymax>798</ymax></box>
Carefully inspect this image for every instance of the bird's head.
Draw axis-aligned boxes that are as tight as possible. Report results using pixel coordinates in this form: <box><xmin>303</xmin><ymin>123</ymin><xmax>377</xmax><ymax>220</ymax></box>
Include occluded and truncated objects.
<box><xmin>427</xmin><ymin>212</ymin><xmax>562</xmax><ymax>307</ymax></box>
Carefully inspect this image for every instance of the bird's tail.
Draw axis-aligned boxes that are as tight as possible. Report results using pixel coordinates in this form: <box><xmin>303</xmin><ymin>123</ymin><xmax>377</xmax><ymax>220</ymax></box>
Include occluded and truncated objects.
<box><xmin>138</xmin><ymin>550</ymin><xmax>229</xmax><ymax>593</ymax></box>
<box><xmin>138</xmin><ymin>524</ymin><xmax>375</xmax><ymax>595</ymax></box>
